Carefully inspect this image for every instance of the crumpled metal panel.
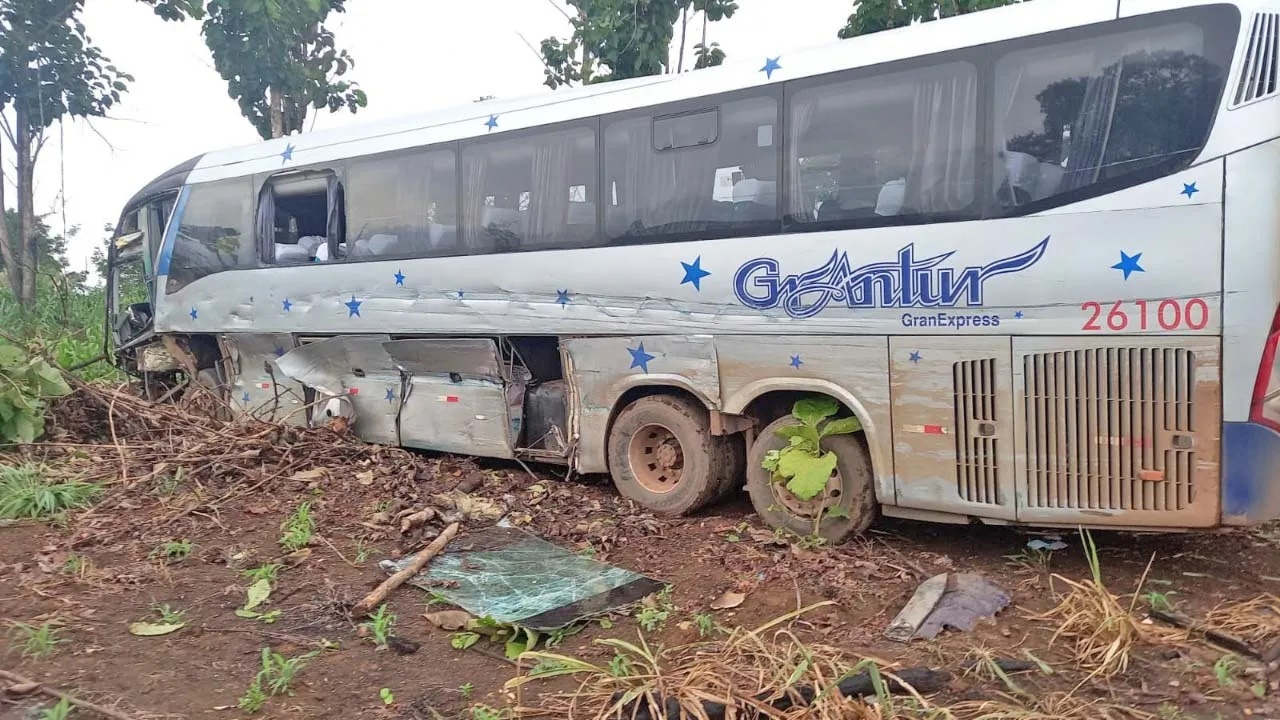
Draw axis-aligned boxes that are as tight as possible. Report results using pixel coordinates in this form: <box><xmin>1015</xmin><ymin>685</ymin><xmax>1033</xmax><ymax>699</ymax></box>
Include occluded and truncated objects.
<box><xmin>274</xmin><ymin>334</ymin><xmax>400</xmax><ymax>444</ymax></box>
<box><xmin>222</xmin><ymin>333</ymin><xmax>307</xmax><ymax>425</ymax></box>
<box><xmin>563</xmin><ymin>335</ymin><xmax>720</xmax><ymax>474</ymax></box>
<box><xmin>400</xmin><ymin>376</ymin><xmax>514</xmax><ymax>458</ymax></box>
<box><xmin>383</xmin><ymin>338</ymin><xmax>503</xmax><ymax>379</ymax></box>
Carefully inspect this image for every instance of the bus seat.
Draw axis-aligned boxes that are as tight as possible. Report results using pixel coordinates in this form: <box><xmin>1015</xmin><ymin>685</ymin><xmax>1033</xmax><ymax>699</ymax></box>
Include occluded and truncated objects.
<box><xmin>275</xmin><ymin>243</ymin><xmax>311</xmax><ymax>264</ymax></box>
<box><xmin>1035</xmin><ymin>162</ymin><xmax>1066</xmax><ymax>200</ymax></box>
<box><xmin>297</xmin><ymin>236</ymin><xmax>325</xmax><ymax>256</ymax></box>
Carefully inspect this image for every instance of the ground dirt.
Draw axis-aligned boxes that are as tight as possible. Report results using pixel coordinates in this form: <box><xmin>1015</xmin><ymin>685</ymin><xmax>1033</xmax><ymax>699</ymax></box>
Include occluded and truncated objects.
<box><xmin>2</xmin><ymin>390</ymin><xmax>1280</xmax><ymax>719</ymax></box>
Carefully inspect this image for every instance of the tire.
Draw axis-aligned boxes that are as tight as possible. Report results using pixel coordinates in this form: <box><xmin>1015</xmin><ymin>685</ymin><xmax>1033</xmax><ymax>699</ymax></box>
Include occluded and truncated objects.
<box><xmin>607</xmin><ymin>395</ymin><xmax>725</xmax><ymax>516</ymax></box>
<box><xmin>745</xmin><ymin>415</ymin><xmax>877</xmax><ymax>543</ymax></box>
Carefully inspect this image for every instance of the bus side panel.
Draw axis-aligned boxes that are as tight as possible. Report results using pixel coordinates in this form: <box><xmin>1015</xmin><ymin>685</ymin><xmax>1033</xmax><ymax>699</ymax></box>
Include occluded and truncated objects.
<box><xmin>563</xmin><ymin>336</ymin><xmax>721</xmax><ymax>475</ymax></box>
<box><xmin>1222</xmin><ymin>138</ymin><xmax>1280</xmax><ymax>524</ymax></box>
<box><xmin>222</xmin><ymin>333</ymin><xmax>308</xmax><ymax>425</ymax></box>
<box><xmin>715</xmin><ymin>335</ymin><xmax>895</xmax><ymax>505</ymax></box>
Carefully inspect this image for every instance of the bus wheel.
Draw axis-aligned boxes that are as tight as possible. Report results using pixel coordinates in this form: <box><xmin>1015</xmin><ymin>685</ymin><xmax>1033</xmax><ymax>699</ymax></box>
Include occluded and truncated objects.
<box><xmin>608</xmin><ymin>395</ymin><xmax>724</xmax><ymax>516</ymax></box>
<box><xmin>745</xmin><ymin>415</ymin><xmax>876</xmax><ymax>543</ymax></box>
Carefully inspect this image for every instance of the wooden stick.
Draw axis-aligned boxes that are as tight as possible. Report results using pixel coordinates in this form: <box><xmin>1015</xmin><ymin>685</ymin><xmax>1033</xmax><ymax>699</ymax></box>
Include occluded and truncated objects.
<box><xmin>0</xmin><ymin>669</ymin><xmax>139</xmax><ymax>720</ymax></box>
<box><xmin>1149</xmin><ymin>609</ymin><xmax>1264</xmax><ymax>660</ymax></box>
<box><xmin>353</xmin><ymin>522</ymin><xmax>459</xmax><ymax>616</ymax></box>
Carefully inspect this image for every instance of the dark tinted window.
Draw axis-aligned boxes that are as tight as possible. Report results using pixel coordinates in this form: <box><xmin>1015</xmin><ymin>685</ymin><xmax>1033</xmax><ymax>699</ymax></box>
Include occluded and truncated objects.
<box><xmin>605</xmin><ymin>94</ymin><xmax>778</xmax><ymax>242</ymax></box>
<box><xmin>993</xmin><ymin>17</ymin><xmax>1228</xmax><ymax>211</ymax></box>
<box><xmin>166</xmin><ymin>178</ymin><xmax>254</xmax><ymax>293</ymax></box>
<box><xmin>347</xmin><ymin>149</ymin><xmax>458</xmax><ymax>259</ymax></box>
<box><xmin>788</xmin><ymin>61</ymin><xmax>978</xmax><ymax>226</ymax></box>
<box><xmin>654</xmin><ymin>109</ymin><xmax>718</xmax><ymax>149</ymax></box>
<box><xmin>461</xmin><ymin>126</ymin><xmax>597</xmax><ymax>253</ymax></box>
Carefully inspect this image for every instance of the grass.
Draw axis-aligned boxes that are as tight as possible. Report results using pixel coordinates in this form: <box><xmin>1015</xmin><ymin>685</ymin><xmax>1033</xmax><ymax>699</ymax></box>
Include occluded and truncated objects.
<box><xmin>693</xmin><ymin>611</ymin><xmax>715</xmax><ymax>638</ymax></box>
<box><xmin>0</xmin><ymin>464</ymin><xmax>100</xmax><ymax>520</ymax></box>
<box><xmin>239</xmin><ymin>647</ymin><xmax>319</xmax><ymax>713</ymax></box>
<box><xmin>241</xmin><ymin>563</ymin><xmax>282</xmax><ymax>583</ymax></box>
<box><xmin>362</xmin><ymin>603</ymin><xmax>396</xmax><ymax>650</ymax></box>
<box><xmin>151</xmin><ymin>539</ymin><xmax>193</xmax><ymax>563</ymax></box>
<box><xmin>152</xmin><ymin>603</ymin><xmax>185</xmax><ymax>625</ymax></box>
<box><xmin>9</xmin><ymin>620</ymin><xmax>67</xmax><ymax>658</ymax></box>
<box><xmin>36</xmin><ymin>698</ymin><xmax>73</xmax><ymax>720</ymax></box>
<box><xmin>635</xmin><ymin>586</ymin><xmax>673</xmax><ymax>632</ymax></box>
<box><xmin>280</xmin><ymin>502</ymin><xmax>315</xmax><ymax>552</ymax></box>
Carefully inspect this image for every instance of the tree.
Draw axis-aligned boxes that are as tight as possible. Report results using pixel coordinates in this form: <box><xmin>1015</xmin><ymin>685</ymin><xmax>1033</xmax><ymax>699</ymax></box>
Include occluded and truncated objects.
<box><xmin>0</xmin><ymin>0</ymin><xmax>134</xmax><ymax>308</ymax></box>
<box><xmin>838</xmin><ymin>0</ymin><xmax>1025</xmax><ymax>39</ymax></box>
<box><xmin>539</xmin><ymin>0</ymin><xmax>737</xmax><ymax>90</ymax></box>
<box><xmin>201</xmin><ymin>0</ymin><xmax>367</xmax><ymax>140</ymax></box>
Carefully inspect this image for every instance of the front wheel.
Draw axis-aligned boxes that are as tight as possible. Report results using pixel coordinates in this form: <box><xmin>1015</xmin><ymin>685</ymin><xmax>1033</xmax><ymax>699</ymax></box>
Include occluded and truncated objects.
<box><xmin>745</xmin><ymin>415</ymin><xmax>877</xmax><ymax>543</ymax></box>
<box><xmin>607</xmin><ymin>395</ymin><xmax>729</xmax><ymax>516</ymax></box>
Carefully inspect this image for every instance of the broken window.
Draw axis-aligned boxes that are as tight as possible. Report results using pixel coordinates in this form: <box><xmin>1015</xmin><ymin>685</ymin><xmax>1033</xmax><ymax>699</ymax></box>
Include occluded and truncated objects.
<box><xmin>258</xmin><ymin>170</ymin><xmax>345</xmax><ymax>264</ymax></box>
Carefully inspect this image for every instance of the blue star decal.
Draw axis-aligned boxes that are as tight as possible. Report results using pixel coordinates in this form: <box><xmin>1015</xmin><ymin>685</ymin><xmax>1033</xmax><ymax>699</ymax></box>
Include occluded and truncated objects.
<box><xmin>1014</xmin><ymin>310</ymin><xmax>1024</xmax><ymax>319</ymax></box>
<box><xmin>274</xmin><ymin>347</ymin><xmax>286</xmax><ymax>358</ymax></box>
<box><xmin>281</xmin><ymin>143</ymin><xmax>295</xmax><ymax>164</ymax></box>
<box><xmin>456</xmin><ymin>290</ymin><xmax>465</xmax><ymax>299</ymax></box>
<box><xmin>249</xmin><ymin>295</ymin><xmax>254</xmax><ymax>303</ymax></box>
<box><xmin>1181</xmin><ymin>182</ymin><xmax>1199</xmax><ymax>199</ymax></box>
<box><xmin>485</xmin><ymin>115</ymin><xmax>499</xmax><ymax>132</ymax></box>
<box><xmin>385</xmin><ymin>388</ymin><xmax>396</xmax><ymax>403</ymax></box>
<box><xmin>282</xmin><ymin>298</ymin><xmax>292</xmax><ymax>312</ymax></box>
<box><xmin>345</xmin><ymin>295</ymin><xmax>363</xmax><ymax>318</ymax></box>
<box><xmin>394</xmin><ymin>270</ymin><xmax>406</xmax><ymax>286</ymax></box>
<box><xmin>556</xmin><ymin>289</ymin><xmax>571</xmax><ymax>306</ymax></box>
<box><xmin>790</xmin><ymin>355</ymin><xmax>804</xmax><ymax>370</ymax></box>
<box><xmin>680</xmin><ymin>256</ymin><xmax>711</xmax><ymax>291</ymax></box>
<box><xmin>761</xmin><ymin>56</ymin><xmax>782</xmax><ymax>79</ymax></box>
<box><xmin>909</xmin><ymin>351</ymin><xmax>922</xmax><ymax>364</ymax></box>
<box><xmin>1111</xmin><ymin>251</ymin><xmax>1145</xmax><ymax>281</ymax></box>
<box><xmin>628</xmin><ymin>343</ymin><xmax>655</xmax><ymax>373</ymax></box>
<box><xmin>242</xmin><ymin>392</ymin><xmax>251</xmax><ymax>403</ymax></box>
<box><xmin>189</xmin><ymin>307</ymin><xmax>198</xmax><ymax>321</ymax></box>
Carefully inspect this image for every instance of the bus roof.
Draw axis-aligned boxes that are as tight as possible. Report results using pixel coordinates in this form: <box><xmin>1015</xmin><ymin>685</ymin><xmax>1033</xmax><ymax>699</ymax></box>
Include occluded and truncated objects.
<box><xmin>174</xmin><ymin>0</ymin><xmax>1230</xmax><ymax>186</ymax></box>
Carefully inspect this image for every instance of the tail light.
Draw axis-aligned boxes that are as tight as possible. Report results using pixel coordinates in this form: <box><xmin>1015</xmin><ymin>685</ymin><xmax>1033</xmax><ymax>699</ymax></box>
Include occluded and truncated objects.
<box><xmin>1249</xmin><ymin>304</ymin><xmax>1280</xmax><ymax>431</ymax></box>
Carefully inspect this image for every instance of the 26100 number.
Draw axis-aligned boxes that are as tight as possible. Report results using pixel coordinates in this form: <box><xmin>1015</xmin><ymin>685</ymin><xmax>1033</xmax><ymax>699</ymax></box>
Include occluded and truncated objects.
<box><xmin>1081</xmin><ymin>299</ymin><xmax>1210</xmax><ymax>332</ymax></box>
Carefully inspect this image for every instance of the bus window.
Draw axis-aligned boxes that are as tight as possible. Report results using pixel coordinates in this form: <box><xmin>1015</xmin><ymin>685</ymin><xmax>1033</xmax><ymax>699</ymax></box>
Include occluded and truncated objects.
<box><xmin>787</xmin><ymin>61</ymin><xmax>978</xmax><ymax>228</ymax></box>
<box><xmin>992</xmin><ymin>20</ymin><xmax>1227</xmax><ymax>211</ymax></box>
<box><xmin>605</xmin><ymin>93</ymin><xmax>778</xmax><ymax>243</ymax></box>
<box><xmin>346</xmin><ymin>148</ymin><xmax>457</xmax><ymax>259</ymax></box>
<box><xmin>258</xmin><ymin>171</ymin><xmax>344</xmax><ymax>264</ymax></box>
<box><xmin>461</xmin><ymin>125</ymin><xmax>596</xmax><ymax>254</ymax></box>
<box><xmin>166</xmin><ymin>178</ymin><xmax>254</xmax><ymax>294</ymax></box>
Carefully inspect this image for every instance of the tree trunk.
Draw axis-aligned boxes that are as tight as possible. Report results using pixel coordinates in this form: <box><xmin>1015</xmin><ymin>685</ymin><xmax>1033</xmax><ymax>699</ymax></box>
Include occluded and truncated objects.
<box><xmin>14</xmin><ymin>105</ymin><xmax>36</xmax><ymax>309</ymax></box>
<box><xmin>677</xmin><ymin>7</ymin><xmax>688</xmax><ymax>73</ymax></box>
<box><xmin>0</xmin><ymin>137</ymin><xmax>21</xmax><ymax>302</ymax></box>
<box><xmin>268</xmin><ymin>85</ymin><xmax>285</xmax><ymax>139</ymax></box>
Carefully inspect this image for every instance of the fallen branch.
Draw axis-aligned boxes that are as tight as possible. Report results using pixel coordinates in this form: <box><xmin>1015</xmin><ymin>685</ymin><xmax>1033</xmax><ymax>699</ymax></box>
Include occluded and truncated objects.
<box><xmin>1149</xmin><ymin>608</ymin><xmax>1264</xmax><ymax>660</ymax></box>
<box><xmin>397</xmin><ymin>507</ymin><xmax>436</xmax><ymax>533</ymax></box>
<box><xmin>0</xmin><ymin>669</ymin><xmax>139</xmax><ymax>720</ymax></box>
<box><xmin>353</xmin><ymin>522</ymin><xmax>459</xmax><ymax>616</ymax></box>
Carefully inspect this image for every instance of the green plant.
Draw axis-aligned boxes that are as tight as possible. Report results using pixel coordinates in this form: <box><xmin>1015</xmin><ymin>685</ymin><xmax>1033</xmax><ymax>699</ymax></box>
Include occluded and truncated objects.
<box><xmin>36</xmin><ymin>697</ymin><xmax>73</xmax><ymax>720</ymax></box>
<box><xmin>451</xmin><ymin>632</ymin><xmax>480</xmax><ymax>650</ymax></box>
<box><xmin>353</xmin><ymin>538</ymin><xmax>371</xmax><ymax>563</ymax></box>
<box><xmin>238</xmin><ymin>680</ymin><xmax>268</xmax><ymax>713</ymax></box>
<box><xmin>1213</xmin><ymin>654</ymin><xmax>1239</xmax><ymax>687</ymax></box>
<box><xmin>61</xmin><ymin>553</ymin><xmax>88</xmax><ymax>576</ymax></box>
<box><xmin>151</xmin><ymin>539</ymin><xmax>193</xmax><ymax>562</ymax></box>
<box><xmin>151</xmin><ymin>603</ymin><xmax>185</xmax><ymax>625</ymax></box>
<box><xmin>608</xmin><ymin>652</ymin><xmax>633</xmax><ymax>677</ymax></box>
<box><xmin>459</xmin><ymin>682</ymin><xmax>474</xmax><ymax>698</ymax></box>
<box><xmin>635</xmin><ymin>587</ymin><xmax>674</xmax><ymax>632</ymax></box>
<box><xmin>693</xmin><ymin>612</ymin><xmax>714</xmax><ymax>638</ymax></box>
<box><xmin>362</xmin><ymin>603</ymin><xmax>395</xmax><ymax>650</ymax></box>
<box><xmin>1143</xmin><ymin>590</ymin><xmax>1177</xmax><ymax>612</ymax></box>
<box><xmin>9</xmin><ymin>621</ymin><xmax>66</xmax><ymax>658</ymax></box>
<box><xmin>236</xmin><ymin>578</ymin><xmax>281</xmax><ymax>623</ymax></box>
<box><xmin>0</xmin><ymin>343</ymin><xmax>73</xmax><ymax>444</ymax></box>
<box><xmin>0</xmin><ymin>465</ymin><xmax>100</xmax><ymax>520</ymax></box>
<box><xmin>240</xmin><ymin>647</ymin><xmax>319</xmax><ymax>713</ymax></box>
<box><xmin>280</xmin><ymin>502</ymin><xmax>315</xmax><ymax>551</ymax></box>
<box><xmin>469</xmin><ymin>705</ymin><xmax>511</xmax><ymax>720</ymax></box>
<box><xmin>760</xmin><ymin>397</ymin><xmax>861</xmax><ymax>501</ymax></box>
<box><xmin>241</xmin><ymin>563</ymin><xmax>282</xmax><ymax>583</ymax></box>
<box><xmin>155</xmin><ymin>466</ymin><xmax>185</xmax><ymax>496</ymax></box>
<box><xmin>379</xmin><ymin>687</ymin><xmax>395</xmax><ymax>705</ymax></box>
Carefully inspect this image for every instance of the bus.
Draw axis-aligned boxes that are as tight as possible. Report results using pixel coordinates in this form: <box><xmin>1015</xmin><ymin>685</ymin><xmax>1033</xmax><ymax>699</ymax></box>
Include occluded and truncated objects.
<box><xmin>106</xmin><ymin>0</ymin><xmax>1280</xmax><ymax>542</ymax></box>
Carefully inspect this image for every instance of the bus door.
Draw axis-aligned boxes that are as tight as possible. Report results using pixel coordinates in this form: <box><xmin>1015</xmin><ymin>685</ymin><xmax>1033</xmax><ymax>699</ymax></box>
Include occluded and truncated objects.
<box><xmin>274</xmin><ymin>335</ymin><xmax>401</xmax><ymax>445</ymax></box>
<box><xmin>888</xmin><ymin>337</ymin><xmax>1018</xmax><ymax>520</ymax></box>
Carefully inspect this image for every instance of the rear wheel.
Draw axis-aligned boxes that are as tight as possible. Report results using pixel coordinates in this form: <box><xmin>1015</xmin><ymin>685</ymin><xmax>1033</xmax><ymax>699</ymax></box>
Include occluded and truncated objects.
<box><xmin>745</xmin><ymin>415</ymin><xmax>876</xmax><ymax>543</ymax></box>
<box><xmin>607</xmin><ymin>395</ymin><xmax>727</xmax><ymax>516</ymax></box>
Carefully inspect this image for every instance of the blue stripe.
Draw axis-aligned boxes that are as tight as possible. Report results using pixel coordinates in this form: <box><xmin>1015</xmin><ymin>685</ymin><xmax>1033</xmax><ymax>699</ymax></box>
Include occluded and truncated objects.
<box><xmin>155</xmin><ymin>185</ymin><xmax>190</xmax><ymax>278</ymax></box>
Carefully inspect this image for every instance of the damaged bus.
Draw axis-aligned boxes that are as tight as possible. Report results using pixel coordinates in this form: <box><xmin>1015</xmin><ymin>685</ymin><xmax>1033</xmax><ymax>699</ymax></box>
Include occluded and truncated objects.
<box><xmin>107</xmin><ymin>0</ymin><xmax>1280</xmax><ymax>540</ymax></box>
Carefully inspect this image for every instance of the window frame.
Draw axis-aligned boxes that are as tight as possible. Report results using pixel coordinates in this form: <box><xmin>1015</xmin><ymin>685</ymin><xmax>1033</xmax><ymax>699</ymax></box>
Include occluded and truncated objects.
<box><xmin>255</xmin><ymin>166</ymin><xmax>347</xmax><ymax>266</ymax></box>
<box><xmin>652</xmin><ymin>107</ymin><xmax>721</xmax><ymax>151</ymax></box>
<box><xmin>342</xmin><ymin>143</ymin><xmax>462</xmax><ymax>262</ymax></box>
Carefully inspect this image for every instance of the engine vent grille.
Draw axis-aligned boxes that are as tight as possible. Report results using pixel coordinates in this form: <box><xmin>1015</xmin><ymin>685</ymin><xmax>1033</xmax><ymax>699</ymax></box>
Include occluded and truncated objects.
<box><xmin>954</xmin><ymin>358</ymin><xmax>1000</xmax><ymax>505</ymax></box>
<box><xmin>1233</xmin><ymin>13</ymin><xmax>1280</xmax><ymax>107</ymax></box>
<box><xmin>1023</xmin><ymin>348</ymin><xmax>1196</xmax><ymax>512</ymax></box>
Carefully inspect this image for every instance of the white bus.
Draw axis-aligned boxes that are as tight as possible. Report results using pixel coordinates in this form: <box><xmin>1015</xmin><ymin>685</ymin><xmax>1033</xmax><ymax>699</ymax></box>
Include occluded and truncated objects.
<box><xmin>106</xmin><ymin>0</ymin><xmax>1280</xmax><ymax>541</ymax></box>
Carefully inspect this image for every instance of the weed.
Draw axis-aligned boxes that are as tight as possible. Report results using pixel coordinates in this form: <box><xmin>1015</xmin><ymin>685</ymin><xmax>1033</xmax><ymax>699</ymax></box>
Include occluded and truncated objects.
<box><xmin>469</xmin><ymin>705</ymin><xmax>510</xmax><ymax>720</ymax></box>
<box><xmin>424</xmin><ymin>591</ymin><xmax>449</xmax><ymax>609</ymax></box>
<box><xmin>240</xmin><ymin>647</ymin><xmax>319</xmax><ymax>712</ymax></box>
<box><xmin>241</xmin><ymin>564</ymin><xmax>282</xmax><ymax>583</ymax></box>
<box><xmin>0</xmin><ymin>465</ymin><xmax>100</xmax><ymax>520</ymax></box>
<box><xmin>459</xmin><ymin>682</ymin><xmax>475</xmax><ymax>698</ymax></box>
<box><xmin>151</xmin><ymin>603</ymin><xmax>185</xmax><ymax>625</ymax></box>
<box><xmin>607</xmin><ymin>653</ymin><xmax>633</xmax><ymax>677</ymax></box>
<box><xmin>362</xmin><ymin>603</ymin><xmax>395</xmax><ymax>650</ymax></box>
<box><xmin>9</xmin><ymin>621</ymin><xmax>66</xmax><ymax>658</ymax></box>
<box><xmin>635</xmin><ymin>587</ymin><xmax>673</xmax><ymax>632</ymax></box>
<box><xmin>151</xmin><ymin>539</ymin><xmax>193</xmax><ymax>563</ymax></box>
<box><xmin>280</xmin><ymin>502</ymin><xmax>315</xmax><ymax>551</ymax></box>
<box><xmin>155</xmin><ymin>466</ymin><xmax>185</xmax><ymax>496</ymax></box>
<box><xmin>353</xmin><ymin>538</ymin><xmax>371</xmax><ymax>564</ymax></box>
<box><xmin>380</xmin><ymin>687</ymin><xmax>395</xmax><ymax>705</ymax></box>
<box><xmin>61</xmin><ymin>553</ymin><xmax>88</xmax><ymax>577</ymax></box>
<box><xmin>36</xmin><ymin>698</ymin><xmax>73</xmax><ymax>720</ymax></box>
<box><xmin>1143</xmin><ymin>590</ymin><xmax>1177</xmax><ymax>612</ymax></box>
<box><xmin>451</xmin><ymin>632</ymin><xmax>480</xmax><ymax>650</ymax></box>
<box><xmin>1157</xmin><ymin>701</ymin><xmax>1189</xmax><ymax>720</ymax></box>
<box><xmin>693</xmin><ymin>612</ymin><xmax>715</xmax><ymax>638</ymax></box>
<box><xmin>1213</xmin><ymin>654</ymin><xmax>1239</xmax><ymax>687</ymax></box>
<box><xmin>238</xmin><ymin>679</ymin><xmax>267</xmax><ymax>713</ymax></box>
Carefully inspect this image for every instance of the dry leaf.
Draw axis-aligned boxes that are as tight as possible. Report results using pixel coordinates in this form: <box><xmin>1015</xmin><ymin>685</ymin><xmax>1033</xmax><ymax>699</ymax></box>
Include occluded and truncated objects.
<box><xmin>129</xmin><ymin>622</ymin><xmax>185</xmax><ymax>636</ymax></box>
<box><xmin>356</xmin><ymin>470</ymin><xmax>376</xmax><ymax>486</ymax></box>
<box><xmin>424</xmin><ymin>610</ymin><xmax>472</xmax><ymax>631</ymax></box>
<box><xmin>710</xmin><ymin>591</ymin><xmax>745</xmax><ymax>610</ymax></box>
<box><xmin>291</xmin><ymin>469</ymin><xmax>325</xmax><ymax>481</ymax></box>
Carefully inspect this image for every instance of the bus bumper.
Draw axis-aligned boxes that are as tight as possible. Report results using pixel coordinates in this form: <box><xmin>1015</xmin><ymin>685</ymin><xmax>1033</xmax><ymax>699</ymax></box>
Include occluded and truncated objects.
<box><xmin>1222</xmin><ymin>421</ymin><xmax>1280</xmax><ymax>525</ymax></box>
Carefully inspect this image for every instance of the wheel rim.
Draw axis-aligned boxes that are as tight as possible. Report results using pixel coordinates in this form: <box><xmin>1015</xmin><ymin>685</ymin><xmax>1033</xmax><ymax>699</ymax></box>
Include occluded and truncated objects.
<box><xmin>771</xmin><ymin>466</ymin><xmax>843</xmax><ymax>519</ymax></box>
<box><xmin>628</xmin><ymin>423</ymin><xmax>685</xmax><ymax>494</ymax></box>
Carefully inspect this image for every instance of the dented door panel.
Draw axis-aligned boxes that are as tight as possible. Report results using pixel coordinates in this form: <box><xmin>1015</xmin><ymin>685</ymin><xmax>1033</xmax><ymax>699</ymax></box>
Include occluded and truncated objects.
<box><xmin>889</xmin><ymin>337</ymin><xmax>1017</xmax><ymax>520</ymax></box>
<box><xmin>222</xmin><ymin>333</ymin><xmax>307</xmax><ymax>425</ymax></box>
<box><xmin>564</xmin><ymin>335</ymin><xmax>720</xmax><ymax>474</ymax></box>
<box><xmin>715</xmin><ymin>335</ymin><xmax>894</xmax><ymax>503</ymax></box>
<box><xmin>274</xmin><ymin>335</ymin><xmax>400</xmax><ymax>444</ymax></box>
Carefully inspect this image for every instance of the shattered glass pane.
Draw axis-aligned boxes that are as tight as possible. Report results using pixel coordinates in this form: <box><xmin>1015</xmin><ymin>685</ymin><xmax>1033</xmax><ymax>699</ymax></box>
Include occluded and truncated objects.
<box><xmin>381</xmin><ymin>525</ymin><xmax>663</xmax><ymax>630</ymax></box>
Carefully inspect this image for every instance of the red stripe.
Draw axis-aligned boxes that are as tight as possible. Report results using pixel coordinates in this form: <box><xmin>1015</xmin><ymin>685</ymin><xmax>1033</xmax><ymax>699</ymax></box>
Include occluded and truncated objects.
<box><xmin>923</xmin><ymin>425</ymin><xmax>945</xmax><ymax>435</ymax></box>
<box><xmin>348</xmin><ymin>388</ymin><xmax>359</xmax><ymax>395</ymax></box>
<box><xmin>445</xmin><ymin>395</ymin><xmax>459</xmax><ymax>403</ymax></box>
<box><xmin>260</xmin><ymin>383</ymin><xmax>271</xmax><ymax>389</ymax></box>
